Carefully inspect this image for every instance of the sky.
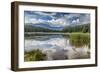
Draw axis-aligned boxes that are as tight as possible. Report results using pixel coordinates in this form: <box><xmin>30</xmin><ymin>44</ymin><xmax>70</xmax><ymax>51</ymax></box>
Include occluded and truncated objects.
<box><xmin>24</xmin><ymin>11</ymin><xmax>90</xmax><ymax>28</ymax></box>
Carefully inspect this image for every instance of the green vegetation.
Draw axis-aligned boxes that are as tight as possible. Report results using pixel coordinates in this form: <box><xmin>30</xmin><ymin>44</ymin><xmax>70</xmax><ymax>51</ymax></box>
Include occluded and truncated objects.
<box><xmin>24</xmin><ymin>24</ymin><xmax>90</xmax><ymax>33</ymax></box>
<box><xmin>70</xmin><ymin>33</ymin><xmax>90</xmax><ymax>48</ymax></box>
<box><xmin>24</xmin><ymin>49</ymin><xmax>46</xmax><ymax>61</ymax></box>
<box><xmin>63</xmin><ymin>24</ymin><xmax>90</xmax><ymax>33</ymax></box>
<box><xmin>24</xmin><ymin>25</ymin><xmax>60</xmax><ymax>32</ymax></box>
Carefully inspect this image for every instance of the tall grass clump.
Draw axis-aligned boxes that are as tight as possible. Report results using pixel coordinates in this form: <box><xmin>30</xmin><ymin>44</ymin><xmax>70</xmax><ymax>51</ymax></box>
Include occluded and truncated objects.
<box><xmin>70</xmin><ymin>33</ymin><xmax>90</xmax><ymax>48</ymax></box>
<box><xmin>24</xmin><ymin>49</ymin><xmax>46</xmax><ymax>61</ymax></box>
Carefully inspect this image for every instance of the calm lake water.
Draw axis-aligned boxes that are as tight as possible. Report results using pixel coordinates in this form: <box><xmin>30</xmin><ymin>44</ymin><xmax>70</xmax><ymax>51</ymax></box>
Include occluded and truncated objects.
<box><xmin>25</xmin><ymin>34</ymin><xmax>90</xmax><ymax>60</ymax></box>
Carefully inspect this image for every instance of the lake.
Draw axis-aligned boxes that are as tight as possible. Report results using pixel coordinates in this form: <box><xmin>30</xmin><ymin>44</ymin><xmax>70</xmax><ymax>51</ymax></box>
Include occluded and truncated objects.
<box><xmin>24</xmin><ymin>33</ymin><xmax>90</xmax><ymax>61</ymax></box>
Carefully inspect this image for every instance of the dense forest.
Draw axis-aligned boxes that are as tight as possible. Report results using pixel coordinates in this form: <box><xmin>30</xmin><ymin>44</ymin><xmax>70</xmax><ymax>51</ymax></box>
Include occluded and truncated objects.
<box><xmin>63</xmin><ymin>24</ymin><xmax>90</xmax><ymax>33</ymax></box>
<box><xmin>24</xmin><ymin>25</ymin><xmax>60</xmax><ymax>32</ymax></box>
<box><xmin>24</xmin><ymin>23</ymin><xmax>90</xmax><ymax>33</ymax></box>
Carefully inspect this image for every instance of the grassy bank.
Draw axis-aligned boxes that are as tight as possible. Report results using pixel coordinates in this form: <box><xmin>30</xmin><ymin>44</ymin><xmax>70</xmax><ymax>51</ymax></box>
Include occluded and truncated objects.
<box><xmin>24</xmin><ymin>49</ymin><xmax>46</xmax><ymax>61</ymax></box>
<box><xmin>70</xmin><ymin>33</ymin><xmax>90</xmax><ymax>48</ymax></box>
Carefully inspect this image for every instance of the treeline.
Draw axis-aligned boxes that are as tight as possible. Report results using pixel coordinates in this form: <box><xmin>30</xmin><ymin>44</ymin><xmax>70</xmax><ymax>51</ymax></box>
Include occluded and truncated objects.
<box><xmin>24</xmin><ymin>24</ymin><xmax>90</xmax><ymax>33</ymax></box>
<box><xmin>63</xmin><ymin>24</ymin><xmax>90</xmax><ymax>33</ymax></box>
<box><xmin>24</xmin><ymin>25</ymin><xmax>60</xmax><ymax>32</ymax></box>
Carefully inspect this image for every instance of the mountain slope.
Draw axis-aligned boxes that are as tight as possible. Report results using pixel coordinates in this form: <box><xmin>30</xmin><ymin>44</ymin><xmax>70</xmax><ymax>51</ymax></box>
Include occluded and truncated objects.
<box><xmin>24</xmin><ymin>23</ymin><xmax>90</xmax><ymax>32</ymax></box>
<box><xmin>25</xmin><ymin>23</ymin><xmax>63</xmax><ymax>31</ymax></box>
<box><xmin>24</xmin><ymin>25</ymin><xmax>60</xmax><ymax>32</ymax></box>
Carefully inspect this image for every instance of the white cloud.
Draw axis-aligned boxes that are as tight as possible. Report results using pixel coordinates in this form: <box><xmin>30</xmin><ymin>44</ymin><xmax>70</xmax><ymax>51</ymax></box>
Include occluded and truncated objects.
<box><xmin>25</xmin><ymin>16</ymin><xmax>30</xmax><ymax>23</ymax></box>
<box><xmin>67</xmin><ymin>14</ymin><xmax>81</xmax><ymax>19</ymax></box>
<box><xmin>25</xmin><ymin>37</ymin><xmax>67</xmax><ymax>51</ymax></box>
<box><xmin>72</xmin><ymin>18</ymin><xmax>80</xmax><ymax>24</ymax></box>
<box><xmin>24</xmin><ymin>14</ymin><xmax>39</xmax><ymax>24</ymax></box>
<box><xmin>72</xmin><ymin>20</ymin><xmax>76</xmax><ymax>23</ymax></box>
<box><xmin>34</xmin><ymin>12</ymin><xmax>56</xmax><ymax>16</ymax></box>
<box><xmin>25</xmin><ymin>16</ymin><xmax>69</xmax><ymax>27</ymax></box>
<box><xmin>48</xmin><ymin>18</ymin><xmax>69</xmax><ymax>27</ymax></box>
<box><xmin>30</xmin><ymin>18</ymin><xmax>46</xmax><ymax>24</ymax></box>
<box><xmin>25</xmin><ymin>11</ymin><xmax>90</xmax><ymax>26</ymax></box>
<box><xmin>77</xmin><ymin>19</ymin><xmax>80</xmax><ymax>22</ymax></box>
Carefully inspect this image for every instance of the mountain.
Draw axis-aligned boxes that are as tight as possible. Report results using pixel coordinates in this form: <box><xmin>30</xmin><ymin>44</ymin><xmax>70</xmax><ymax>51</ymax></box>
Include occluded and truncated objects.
<box><xmin>25</xmin><ymin>23</ymin><xmax>64</xmax><ymax>31</ymax></box>
<box><xmin>24</xmin><ymin>23</ymin><xmax>90</xmax><ymax>33</ymax></box>
<box><xmin>24</xmin><ymin>24</ymin><xmax>61</xmax><ymax>32</ymax></box>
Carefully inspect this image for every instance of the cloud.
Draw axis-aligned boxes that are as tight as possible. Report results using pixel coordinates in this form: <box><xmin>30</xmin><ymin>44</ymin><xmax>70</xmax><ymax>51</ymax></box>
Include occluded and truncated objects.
<box><xmin>48</xmin><ymin>18</ymin><xmax>69</xmax><ymax>27</ymax></box>
<box><xmin>30</xmin><ymin>18</ymin><xmax>46</xmax><ymax>24</ymax></box>
<box><xmin>66</xmin><ymin>14</ymin><xmax>81</xmax><ymax>19</ymax></box>
<box><xmin>25</xmin><ymin>11</ymin><xmax>90</xmax><ymax>27</ymax></box>
<box><xmin>33</xmin><ymin>12</ymin><xmax>56</xmax><ymax>16</ymax></box>
<box><xmin>72</xmin><ymin>18</ymin><xmax>80</xmax><ymax>24</ymax></box>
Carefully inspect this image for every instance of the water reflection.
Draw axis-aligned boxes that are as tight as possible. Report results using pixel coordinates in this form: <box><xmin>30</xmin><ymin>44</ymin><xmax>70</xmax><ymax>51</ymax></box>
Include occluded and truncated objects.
<box><xmin>24</xmin><ymin>34</ymin><xmax>90</xmax><ymax>61</ymax></box>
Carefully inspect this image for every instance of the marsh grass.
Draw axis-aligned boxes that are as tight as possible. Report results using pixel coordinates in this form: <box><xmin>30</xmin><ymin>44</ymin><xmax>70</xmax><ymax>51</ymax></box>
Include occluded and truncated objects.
<box><xmin>24</xmin><ymin>49</ymin><xmax>46</xmax><ymax>61</ymax></box>
<box><xmin>70</xmin><ymin>33</ymin><xmax>90</xmax><ymax>48</ymax></box>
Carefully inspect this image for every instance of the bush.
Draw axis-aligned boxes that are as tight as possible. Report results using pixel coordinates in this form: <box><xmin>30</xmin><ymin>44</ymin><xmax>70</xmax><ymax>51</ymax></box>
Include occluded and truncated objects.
<box><xmin>24</xmin><ymin>49</ymin><xmax>46</xmax><ymax>61</ymax></box>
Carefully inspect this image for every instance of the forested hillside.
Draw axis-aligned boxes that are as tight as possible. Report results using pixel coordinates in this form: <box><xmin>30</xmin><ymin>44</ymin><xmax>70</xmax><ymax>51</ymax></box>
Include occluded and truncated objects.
<box><xmin>24</xmin><ymin>23</ymin><xmax>90</xmax><ymax>33</ymax></box>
